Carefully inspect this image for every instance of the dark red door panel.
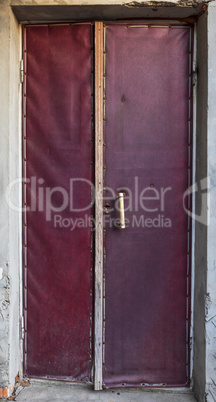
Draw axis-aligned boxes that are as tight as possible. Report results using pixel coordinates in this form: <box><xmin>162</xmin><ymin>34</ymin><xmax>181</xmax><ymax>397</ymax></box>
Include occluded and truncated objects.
<box><xmin>23</xmin><ymin>24</ymin><xmax>93</xmax><ymax>380</ymax></box>
<box><xmin>103</xmin><ymin>24</ymin><xmax>192</xmax><ymax>387</ymax></box>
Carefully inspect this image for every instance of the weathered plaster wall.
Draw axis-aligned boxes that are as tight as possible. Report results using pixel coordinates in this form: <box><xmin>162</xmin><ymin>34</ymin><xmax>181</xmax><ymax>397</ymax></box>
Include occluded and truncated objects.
<box><xmin>0</xmin><ymin>6</ymin><xmax>10</xmax><ymax>387</ymax></box>
<box><xmin>8</xmin><ymin>8</ymin><xmax>22</xmax><ymax>388</ymax></box>
<box><xmin>0</xmin><ymin>3</ymin><xmax>21</xmax><ymax>396</ymax></box>
<box><xmin>193</xmin><ymin>11</ymin><xmax>207</xmax><ymax>402</ymax></box>
<box><xmin>0</xmin><ymin>0</ymin><xmax>215</xmax><ymax>399</ymax></box>
<box><xmin>8</xmin><ymin>0</ymin><xmax>210</xmax><ymax>6</ymax></box>
<box><xmin>2</xmin><ymin>0</ymin><xmax>209</xmax><ymax>24</ymax></box>
<box><xmin>206</xmin><ymin>3</ymin><xmax>216</xmax><ymax>401</ymax></box>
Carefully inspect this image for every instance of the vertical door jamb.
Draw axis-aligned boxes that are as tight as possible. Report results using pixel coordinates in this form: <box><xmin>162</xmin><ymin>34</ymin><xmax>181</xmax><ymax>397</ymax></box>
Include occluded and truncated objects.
<box><xmin>190</xmin><ymin>23</ymin><xmax>197</xmax><ymax>384</ymax></box>
<box><xmin>94</xmin><ymin>21</ymin><xmax>104</xmax><ymax>391</ymax></box>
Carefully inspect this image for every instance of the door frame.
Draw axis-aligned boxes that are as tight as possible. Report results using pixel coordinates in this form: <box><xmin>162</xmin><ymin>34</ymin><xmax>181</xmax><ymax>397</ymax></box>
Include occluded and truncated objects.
<box><xmin>94</xmin><ymin>21</ymin><xmax>104</xmax><ymax>391</ymax></box>
<box><xmin>19</xmin><ymin>19</ymin><xmax>196</xmax><ymax>391</ymax></box>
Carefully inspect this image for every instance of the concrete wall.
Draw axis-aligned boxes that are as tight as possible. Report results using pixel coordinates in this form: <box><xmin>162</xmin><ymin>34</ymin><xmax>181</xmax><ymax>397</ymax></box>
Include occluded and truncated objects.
<box><xmin>206</xmin><ymin>3</ymin><xmax>216</xmax><ymax>401</ymax></box>
<box><xmin>8</xmin><ymin>0</ymin><xmax>209</xmax><ymax>6</ymax></box>
<box><xmin>0</xmin><ymin>3</ymin><xmax>21</xmax><ymax>398</ymax></box>
<box><xmin>193</xmin><ymin>11</ymin><xmax>208</xmax><ymax>402</ymax></box>
<box><xmin>0</xmin><ymin>0</ymin><xmax>216</xmax><ymax>399</ymax></box>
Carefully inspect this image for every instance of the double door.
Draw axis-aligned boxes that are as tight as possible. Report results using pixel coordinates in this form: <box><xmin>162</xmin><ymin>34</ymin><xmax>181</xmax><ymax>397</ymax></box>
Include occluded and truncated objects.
<box><xmin>23</xmin><ymin>22</ymin><xmax>192</xmax><ymax>388</ymax></box>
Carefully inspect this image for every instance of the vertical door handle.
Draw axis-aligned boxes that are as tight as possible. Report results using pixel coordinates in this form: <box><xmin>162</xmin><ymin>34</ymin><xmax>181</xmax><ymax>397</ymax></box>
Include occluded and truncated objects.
<box><xmin>118</xmin><ymin>192</ymin><xmax>126</xmax><ymax>229</ymax></box>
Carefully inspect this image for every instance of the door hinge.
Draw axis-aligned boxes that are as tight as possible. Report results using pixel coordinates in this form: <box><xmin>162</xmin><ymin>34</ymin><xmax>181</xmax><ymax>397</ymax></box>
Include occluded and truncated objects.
<box><xmin>20</xmin><ymin>59</ymin><xmax>24</xmax><ymax>84</ymax></box>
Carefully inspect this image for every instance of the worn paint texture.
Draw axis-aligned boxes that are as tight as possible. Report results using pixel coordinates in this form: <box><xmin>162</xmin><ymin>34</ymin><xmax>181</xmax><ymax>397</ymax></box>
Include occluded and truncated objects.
<box><xmin>0</xmin><ymin>274</ymin><xmax>10</xmax><ymax>386</ymax></box>
<box><xmin>123</xmin><ymin>0</ymin><xmax>206</xmax><ymax>6</ymax></box>
<box><xmin>0</xmin><ymin>5</ymin><xmax>11</xmax><ymax>390</ymax></box>
<box><xmin>0</xmin><ymin>3</ymin><xmax>21</xmax><ymax>396</ymax></box>
<box><xmin>7</xmin><ymin>0</ymin><xmax>212</xmax><ymax>5</ymax></box>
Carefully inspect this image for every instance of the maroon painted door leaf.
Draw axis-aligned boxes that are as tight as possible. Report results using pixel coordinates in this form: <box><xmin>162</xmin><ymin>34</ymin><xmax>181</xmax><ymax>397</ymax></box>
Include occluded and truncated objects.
<box><xmin>103</xmin><ymin>24</ymin><xmax>192</xmax><ymax>387</ymax></box>
<box><xmin>23</xmin><ymin>24</ymin><xmax>93</xmax><ymax>381</ymax></box>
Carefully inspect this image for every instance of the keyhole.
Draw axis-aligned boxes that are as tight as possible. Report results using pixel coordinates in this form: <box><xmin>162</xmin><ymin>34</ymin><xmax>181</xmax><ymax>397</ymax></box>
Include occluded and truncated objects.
<box><xmin>104</xmin><ymin>203</ymin><xmax>111</xmax><ymax>214</ymax></box>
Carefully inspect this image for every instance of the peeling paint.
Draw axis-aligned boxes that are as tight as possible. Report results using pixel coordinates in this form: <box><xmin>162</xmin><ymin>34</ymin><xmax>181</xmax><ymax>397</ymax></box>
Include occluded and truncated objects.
<box><xmin>0</xmin><ymin>383</ymin><xmax>14</xmax><ymax>399</ymax></box>
<box><xmin>205</xmin><ymin>292</ymin><xmax>212</xmax><ymax>317</ymax></box>
<box><xmin>0</xmin><ymin>275</ymin><xmax>11</xmax><ymax>320</ymax></box>
<box><xmin>123</xmin><ymin>0</ymin><xmax>208</xmax><ymax>8</ymax></box>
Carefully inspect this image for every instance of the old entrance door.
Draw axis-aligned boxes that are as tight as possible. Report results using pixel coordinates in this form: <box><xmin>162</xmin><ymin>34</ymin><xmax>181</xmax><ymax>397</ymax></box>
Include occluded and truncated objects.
<box><xmin>23</xmin><ymin>24</ymin><xmax>94</xmax><ymax>381</ymax></box>
<box><xmin>23</xmin><ymin>21</ymin><xmax>192</xmax><ymax>387</ymax></box>
<box><xmin>102</xmin><ymin>23</ymin><xmax>192</xmax><ymax>388</ymax></box>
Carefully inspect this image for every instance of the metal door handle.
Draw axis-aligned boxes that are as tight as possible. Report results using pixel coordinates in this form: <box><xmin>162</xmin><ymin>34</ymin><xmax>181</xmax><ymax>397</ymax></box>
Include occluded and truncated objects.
<box><xmin>118</xmin><ymin>192</ymin><xmax>126</xmax><ymax>229</ymax></box>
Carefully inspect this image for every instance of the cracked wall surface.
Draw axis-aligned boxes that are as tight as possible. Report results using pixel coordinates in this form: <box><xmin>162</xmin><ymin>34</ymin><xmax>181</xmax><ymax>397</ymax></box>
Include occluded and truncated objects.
<box><xmin>2</xmin><ymin>0</ymin><xmax>212</xmax><ymax>22</ymax></box>
<box><xmin>0</xmin><ymin>275</ymin><xmax>10</xmax><ymax>386</ymax></box>
<box><xmin>0</xmin><ymin>5</ymin><xmax>11</xmax><ymax>389</ymax></box>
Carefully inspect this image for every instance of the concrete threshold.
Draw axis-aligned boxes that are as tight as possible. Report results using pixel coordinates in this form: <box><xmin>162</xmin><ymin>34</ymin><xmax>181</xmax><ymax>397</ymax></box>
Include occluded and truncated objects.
<box><xmin>12</xmin><ymin>380</ymin><xmax>196</xmax><ymax>401</ymax></box>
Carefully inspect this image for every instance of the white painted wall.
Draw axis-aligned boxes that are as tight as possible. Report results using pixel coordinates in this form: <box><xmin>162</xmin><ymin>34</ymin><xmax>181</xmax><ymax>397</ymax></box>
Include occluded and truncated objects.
<box><xmin>0</xmin><ymin>3</ymin><xmax>21</xmax><ymax>391</ymax></box>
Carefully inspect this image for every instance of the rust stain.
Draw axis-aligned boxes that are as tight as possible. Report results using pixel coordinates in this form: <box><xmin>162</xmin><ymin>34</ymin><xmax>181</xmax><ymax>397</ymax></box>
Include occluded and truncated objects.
<box><xmin>7</xmin><ymin>396</ymin><xmax>16</xmax><ymax>401</ymax></box>
<box><xmin>20</xmin><ymin>380</ymin><xmax>30</xmax><ymax>387</ymax></box>
<box><xmin>0</xmin><ymin>383</ymin><xmax>14</xmax><ymax>399</ymax></box>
